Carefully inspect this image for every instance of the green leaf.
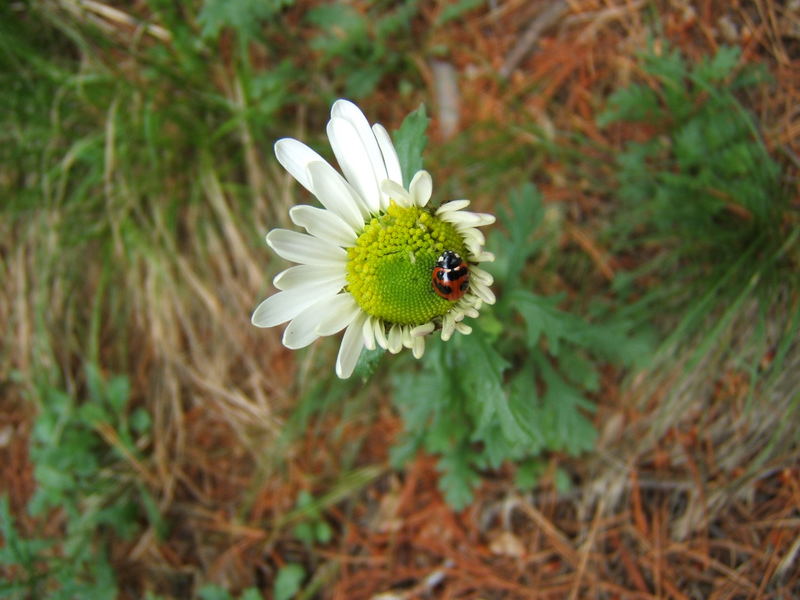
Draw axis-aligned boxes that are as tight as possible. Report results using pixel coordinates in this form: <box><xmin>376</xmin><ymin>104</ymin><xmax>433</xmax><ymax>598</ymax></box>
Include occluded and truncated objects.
<box><xmin>130</xmin><ymin>407</ymin><xmax>152</xmax><ymax>435</ymax></box>
<box><xmin>510</xmin><ymin>290</ymin><xmax>569</xmax><ymax>354</ymax></box>
<box><xmin>694</xmin><ymin>45</ymin><xmax>740</xmax><ymax>84</ymax></box>
<box><xmin>491</xmin><ymin>183</ymin><xmax>545</xmax><ymax>288</ymax></box>
<box><xmin>436</xmin><ymin>0</ymin><xmax>484</xmax><ymax>25</ymax></box>
<box><xmin>597</xmin><ymin>85</ymin><xmax>660</xmax><ymax>127</ymax></box>
<box><xmin>292</xmin><ymin>522</ymin><xmax>315</xmax><ymax>545</ymax></box>
<box><xmin>537</xmin><ymin>358</ymin><xmax>597</xmax><ymax>455</ymax></box>
<box><xmin>393</xmin><ymin>104</ymin><xmax>429</xmax><ymax>188</ymax></box>
<box><xmin>105</xmin><ymin>376</ymin><xmax>130</xmax><ymax>413</ymax></box>
<box><xmin>436</xmin><ymin>448</ymin><xmax>481</xmax><ymax>510</ymax></box>
<box><xmin>352</xmin><ymin>347</ymin><xmax>384</xmax><ymax>380</ymax></box>
<box><xmin>459</xmin><ymin>333</ymin><xmax>508</xmax><ymax>408</ymax></box>
<box><xmin>198</xmin><ymin>0</ymin><xmax>293</xmax><ymax>40</ymax></box>
<box><xmin>554</xmin><ymin>468</ymin><xmax>573</xmax><ymax>494</ymax></box>
<box><xmin>514</xmin><ymin>459</ymin><xmax>544</xmax><ymax>491</ymax></box>
<box><xmin>198</xmin><ymin>583</ymin><xmax>233</xmax><ymax>600</ymax></box>
<box><xmin>274</xmin><ymin>563</ymin><xmax>306</xmax><ymax>600</ymax></box>
<box><xmin>314</xmin><ymin>521</ymin><xmax>333</xmax><ymax>544</ymax></box>
<box><xmin>240</xmin><ymin>589</ymin><xmax>263</xmax><ymax>600</ymax></box>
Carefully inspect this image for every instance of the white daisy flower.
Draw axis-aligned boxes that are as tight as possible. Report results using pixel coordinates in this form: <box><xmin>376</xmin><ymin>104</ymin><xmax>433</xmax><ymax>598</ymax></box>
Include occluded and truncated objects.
<box><xmin>251</xmin><ymin>99</ymin><xmax>496</xmax><ymax>378</ymax></box>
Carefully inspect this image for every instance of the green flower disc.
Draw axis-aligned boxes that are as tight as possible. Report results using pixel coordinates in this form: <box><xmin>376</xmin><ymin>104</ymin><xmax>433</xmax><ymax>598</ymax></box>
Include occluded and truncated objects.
<box><xmin>346</xmin><ymin>202</ymin><xmax>468</xmax><ymax>326</ymax></box>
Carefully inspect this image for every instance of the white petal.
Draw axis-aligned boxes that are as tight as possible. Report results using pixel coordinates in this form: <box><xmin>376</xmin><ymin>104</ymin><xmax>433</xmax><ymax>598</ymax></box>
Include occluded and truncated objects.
<box><xmin>336</xmin><ymin>312</ymin><xmax>367</xmax><ymax>379</ymax></box>
<box><xmin>401</xmin><ymin>326</ymin><xmax>413</xmax><ymax>349</ymax></box>
<box><xmin>409</xmin><ymin>170</ymin><xmax>432</xmax><ymax>207</ymax></box>
<box><xmin>411</xmin><ymin>323</ymin><xmax>435</xmax><ymax>337</ymax></box>
<box><xmin>387</xmin><ymin>324</ymin><xmax>403</xmax><ymax>354</ymax></box>
<box><xmin>307</xmin><ymin>161</ymin><xmax>368</xmax><ymax>228</ymax></box>
<box><xmin>381</xmin><ymin>179</ymin><xmax>413</xmax><ymax>208</ymax></box>
<box><xmin>471</xmin><ymin>280</ymin><xmax>496</xmax><ymax>304</ymax></box>
<box><xmin>440</xmin><ymin>314</ymin><xmax>455</xmax><ymax>341</ymax></box>
<box><xmin>280</xmin><ymin>293</ymin><xmax>359</xmax><ymax>353</ymax></box>
<box><xmin>372</xmin><ymin>123</ymin><xmax>403</xmax><ymax>185</ymax></box>
<box><xmin>474</xmin><ymin>251</ymin><xmax>495</xmax><ymax>262</ymax></box>
<box><xmin>436</xmin><ymin>199</ymin><xmax>470</xmax><ymax>214</ymax></box>
<box><xmin>282</xmin><ymin>298</ymin><xmax>332</xmax><ymax>349</ymax></box>
<box><xmin>412</xmin><ymin>336</ymin><xmax>425</xmax><ymax>359</ymax></box>
<box><xmin>267</xmin><ymin>229</ymin><xmax>347</xmax><ymax>266</ymax></box>
<box><xmin>373</xmin><ymin>319</ymin><xmax>388</xmax><ymax>349</ymax></box>
<box><xmin>440</xmin><ymin>211</ymin><xmax>481</xmax><ymax>227</ymax></box>
<box><xmin>455</xmin><ymin>322</ymin><xmax>472</xmax><ymax>335</ymax></box>
<box><xmin>475</xmin><ymin>213</ymin><xmax>496</xmax><ymax>226</ymax></box>
<box><xmin>451</xmin><ymin>211</ymin><xmax>495</xmax><ymax>227</ymax></box>
<box><xmin>289</xmin><ymin>205</ymin><xmax>357</xmax><ymax>247</ymax></box>
<box><xmin>331</xmin><ymin>99</ymin><xmax>388</xmax><ymax>190</ymax></box>
<box><xmin>460</xmin><ymin>306</ymin><xmax>480</xmax><ymax>319</ymax></box>
<box><xmin>328</xmin><ymin>117</ymin><xmax>381</xmax><ymax>214</ymax></box>
<box><xmin>273</xmin><ymin>264</ymin><xmax>345</xmax><ymax>291</ymax></box>
<box><xmin>461</xmin><ymin>227</ymin><xmax>486</xmax><ymax>247</ymax></box>
<box><xmin>274</xmin><ymin>138</ymin><xmax>327</xmax><ymax>194</ymax></box>
<box><xmin>470</xmin><ymin>266</ymin><xmax>493</xmax><ymax>286</ymax></box>
<box><xmin>362</xmin><ymin>316</ymin><xmax>376</xmax><ymax>350</ymax></box>
<box><xmin>465</xmin><ymin>238</ymin><xmax>483</xmax><ymax>258</ymax></box>
<box><xmin>316</xmin><ymin>294</ymin><xmax>360</xmax><ymax>336</ymax></box>
<box><xmin>252</xmin><ymin>285</ymin><xmax>338</xmax><ymax>328</ymax></box>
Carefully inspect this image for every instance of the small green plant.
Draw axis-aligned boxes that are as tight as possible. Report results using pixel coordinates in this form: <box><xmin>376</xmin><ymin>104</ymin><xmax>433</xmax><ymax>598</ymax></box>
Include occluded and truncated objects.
<box><xmin>198</xmin><ymin>0</ymin><xmax>295</xmax><ymax>41</ymax></box>
<box><xmin>0</xmin><ymin>366</ymin><xmax>159</xmax><ymax>599</ymax></box>
<box><xmin>597</xmin><ymin>42</ymin><xmax>799</xmax><ymax>445</ymax></box>
<box><xmin>306</xmin><ymin>0</ymin><xmax>420</xmax><ymax>97</ymax></box>
<box><xmin>599</xmin><ymin>44</ymin><xmax>785</xmax><ymax>260</ymax></box>
<box><xmin>291</xmin><ymin>491</ymin><xmax>333</xmax><ymax>546</ymax></box>
<box><xmin>599</xmin><ymin>44</ymin><xmax>797</xmax><ymax>342</ymax></box>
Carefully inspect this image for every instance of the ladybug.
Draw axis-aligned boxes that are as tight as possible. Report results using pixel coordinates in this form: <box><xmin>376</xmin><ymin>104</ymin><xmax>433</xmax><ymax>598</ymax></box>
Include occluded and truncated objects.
<box><xmin>432</xmin><ymin>250</ymin><xmax>469</xmax><ymax>301</ymax></box>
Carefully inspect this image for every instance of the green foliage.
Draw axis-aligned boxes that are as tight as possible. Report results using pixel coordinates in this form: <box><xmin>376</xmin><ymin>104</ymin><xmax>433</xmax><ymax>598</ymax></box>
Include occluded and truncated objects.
<box><xmin>598</xmin><ymin>42</ymin><xmax>798</xmax><ymax>420</ymax></box>
<box><xmin>391</xmin><ymin>184</ymin><xmax>650</xmax><ymax>508</ymax></box>
<box><xmin>599</xmin><ymin>44</ymin><xmax>783</xmax><ymax>256</ymax></box>
<box><xmin>274</xmin><ymin>564</ymin><xmax>306</xmax><ymax>600</ymax></box>
<box><xmin>436</xmin><ymin>0</ymin><xmax>485</xmax><ymax>25</ymax></box>
<box><xmin>0</xmin><ymin>367</ymin><xmax>159</xmax><ymax>599</ymax></box>
<box><xmin>291</xmin><ymin>491</ymin><xmax>333</xmax><ymax>546</ymax></box>
<box><xmin>306</xmin><ymin>0</ymin><xmax>420</xmax><ymax>97</ymax></box>
<box><xmin>197</xmin><ymin>584</ymin><xmax>263</xmax><ymax>600</ymax></box>
<box><xmin>198</xmin><ymin>0</ymin><xmax>295</xmax><ymax>41</ymax></box>
<box><xmin>393</xmin><ymin>104</ymin><xmax>430</xmax><ymax>188</ymax></box>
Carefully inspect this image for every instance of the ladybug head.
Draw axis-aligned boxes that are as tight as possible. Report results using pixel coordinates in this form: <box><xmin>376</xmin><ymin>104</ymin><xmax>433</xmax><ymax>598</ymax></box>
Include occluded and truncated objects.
<box><xmin>438</xmin><ymin>250</ymin><xmax>462</xmax><ymax>270</ymax></box>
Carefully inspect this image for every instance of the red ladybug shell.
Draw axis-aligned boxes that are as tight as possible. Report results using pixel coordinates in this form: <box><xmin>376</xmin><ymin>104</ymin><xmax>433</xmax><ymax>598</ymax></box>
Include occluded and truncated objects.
<box><xmin>432</xmin><ymin>251</ymin><xmax>469</xmax><ymax>301</ymax></box>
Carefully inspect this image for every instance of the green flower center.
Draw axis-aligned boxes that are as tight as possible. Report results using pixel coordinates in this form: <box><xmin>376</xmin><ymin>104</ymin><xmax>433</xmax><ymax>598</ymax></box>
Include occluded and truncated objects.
<box><xmin>346</xmin><ymin>202</ymin><xmax>468</xmax><ymax>326</ymax></box>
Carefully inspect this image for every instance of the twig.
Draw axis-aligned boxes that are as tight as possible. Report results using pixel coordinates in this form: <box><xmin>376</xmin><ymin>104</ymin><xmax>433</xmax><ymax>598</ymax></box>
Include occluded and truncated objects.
<box><xmin>500</xmin><ymin>1</ymin><xmax>569</xmax><ymax>79</ymax></box>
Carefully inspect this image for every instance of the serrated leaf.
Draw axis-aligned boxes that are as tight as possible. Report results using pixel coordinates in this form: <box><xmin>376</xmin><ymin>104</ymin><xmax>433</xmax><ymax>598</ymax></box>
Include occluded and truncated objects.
<box><xmin>597</xmin><ymin>85</ymin><xmax>660</xmax><ymax>127</ymax></box>
<box><xmin>694</xmin><ymin>45</ymin><xmax>740</xmax><ymax>84</ymax></box>
<box><xmin>459</xmin><ymin>332</ymin><xmax>509</xmax><ymax>406</ymax></box>
<box><xmin>510</xmin><ymin>290</ymin><xmax>568</xmax><ymax>354</ymax></box>
<box><xmin>393</xmin><ymin>104</ymin><xmax>428</xmax><ymax>188</ymax></box>
<box><xmin>436</xmin><ymin>449</ymin><xmax>481</xmax><ymax>510</ymax></box>
<box><xmin>537</xmin><ymin>358</ymin><xmax>597</xmax><ymax>456</ymax></box>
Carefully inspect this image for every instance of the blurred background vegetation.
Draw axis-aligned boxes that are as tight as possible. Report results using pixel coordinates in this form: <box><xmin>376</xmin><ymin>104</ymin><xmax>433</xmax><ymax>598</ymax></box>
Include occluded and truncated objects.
<box><xmin>1</xmin><ymin>0</ymin><xmax>799</xmax><ymax>598</ymax></box>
